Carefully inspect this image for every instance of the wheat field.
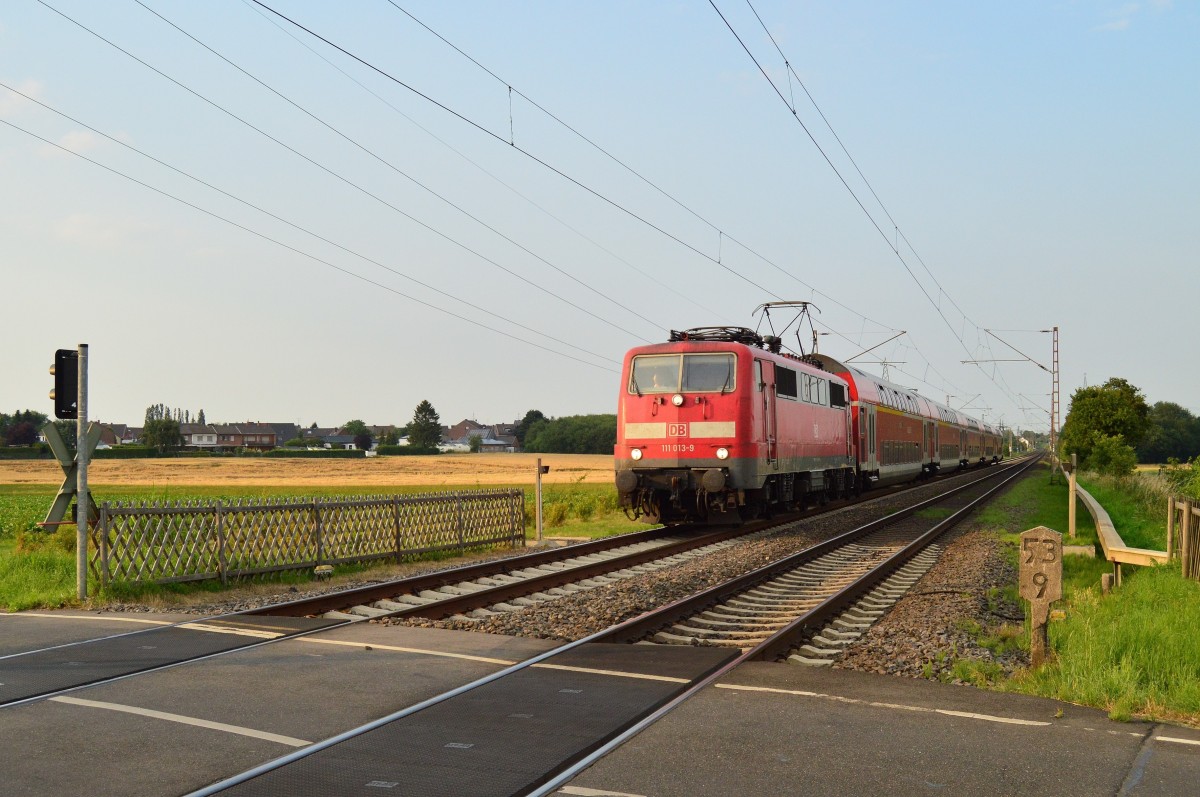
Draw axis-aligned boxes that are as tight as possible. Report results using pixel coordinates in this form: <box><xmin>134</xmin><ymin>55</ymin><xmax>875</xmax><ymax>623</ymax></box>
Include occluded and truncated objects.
<box><xmin>0</xmin><ymin>453</ymin><xmax>615</xmax><ymax>488</ymax></box>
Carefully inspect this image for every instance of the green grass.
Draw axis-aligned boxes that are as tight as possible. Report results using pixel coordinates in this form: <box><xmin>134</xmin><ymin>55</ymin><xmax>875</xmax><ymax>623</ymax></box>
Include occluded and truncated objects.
<box><xmin>945</xmin><ymin>463</ymin><xmax>1199</xmax><ymax>726</ymax></box>
<box><xmin>0</xmin><ymin>481</ymin><xmax>653</xmax><ymax>610</ymax></box>
<box><xmin>1078</xmin><ymin>473</ymin><xmax>1168</xmax><ymax>551</ymax></box>
<box><xmin>1008</xmin><ymin>563</ymin><xmax>1200</xmax><ymax>724</ymax></box>
<box><xmin>0</xmin><ymin>537</ymin><xmax>75</xmax><ymax>611</ymax></box>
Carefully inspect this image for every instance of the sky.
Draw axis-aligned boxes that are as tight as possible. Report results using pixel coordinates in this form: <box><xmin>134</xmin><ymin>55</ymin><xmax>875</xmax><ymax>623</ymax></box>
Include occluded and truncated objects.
<box><xmin>2</xmin><ymin>0</ymin><xmax>1196</xmax><ymax>433</ymax></box>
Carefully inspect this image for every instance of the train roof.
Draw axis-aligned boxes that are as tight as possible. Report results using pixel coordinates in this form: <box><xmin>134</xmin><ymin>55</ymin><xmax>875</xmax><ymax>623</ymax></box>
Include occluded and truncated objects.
<box><xmin>806</xmin><ymin>353</ymin><xmax>988</xmax><ymax>431</ymax></box>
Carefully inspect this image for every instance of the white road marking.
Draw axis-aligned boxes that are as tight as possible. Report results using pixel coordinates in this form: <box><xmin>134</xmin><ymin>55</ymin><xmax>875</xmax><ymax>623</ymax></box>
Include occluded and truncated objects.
<box><xmin>4</xmin><ymin>613</ymin><xmax>172</xmax><ymax>625</ymax></box>
<box><xmin>533</xmin><ymin>663</ymin><xmax>689</xmax><ymax>684</ymax></box>
<box><xmin>559</xmin><ymin>787</ymin><xmax>649</xmax><ymax>797</ymax></box>
<box><xmin>49</xmin><ymin>696</ymin><xmax>310</xmax><ymax>746</ymax></box>
<box><xmin>298</xmin><ymin>637</ymin><xmax>515</xmax><ymax>665</ymax></box>
<box><xmin>1158</xmin><ymin>735</ymin><xmax>1200</xmax><ymax>747</ymax></box>
<box><xmin>297</xmin><ymin>638</ymin><xmax>689</xmax><ymax>682</ymax></box>
<box><xmin>177</xmin><ymin>622</ymin><xmax>283</xmax><ymax>639</ymax></box>
<box><xmin>715</xmin><ymin>683</ymin><xmax>1052</xmax><ymax>727</ymax></box>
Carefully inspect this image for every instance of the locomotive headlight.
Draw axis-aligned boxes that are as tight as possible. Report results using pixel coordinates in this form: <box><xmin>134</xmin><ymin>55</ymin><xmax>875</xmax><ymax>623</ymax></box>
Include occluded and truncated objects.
<box><xmin>630</xmin><ymin>448</ymin><xmax>643</xmax><ymax>461</ymax></box>
<box><xmin>671</xmin><ymin>393</ymin><xmax>684</xmax><ymax>407</ymax></box>
<box><xmin>716</xmin><ymin>447</ymin><xmax>730</xmax><ymax>460</ymax></box>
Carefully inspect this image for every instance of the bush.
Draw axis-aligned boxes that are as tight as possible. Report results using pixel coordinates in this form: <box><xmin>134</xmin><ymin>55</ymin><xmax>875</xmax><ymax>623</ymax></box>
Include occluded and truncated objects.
<box><xmin>1086</xmin><ymin>433</ymin><xmax>1137</xmax><ymax>476</ymax></box>
<box><xmin>376</xmin><ymin>445</ymin><xmax>440</xmax><ymax>456</ymax></box>
<box><xmin>0</xmin><ymin>446</ymin><xmax>52</xmax><ymax>460</ymax></box>
<box><xmin>262</xmin><ymin>448</ymin><xmax>365</xmax><ymax>458</ymax></box>
<box><xmin>93</xmin><ymin>446</ymin><xmax>161</xmax><ymax>459</ymax></box>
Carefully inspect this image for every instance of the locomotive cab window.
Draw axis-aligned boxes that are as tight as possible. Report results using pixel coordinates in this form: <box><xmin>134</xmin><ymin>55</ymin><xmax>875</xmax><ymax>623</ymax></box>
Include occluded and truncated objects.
<box><xmin>682</xmin><ymin>353</ymin><xmax>736</xmax><ymax>393</ymax></box>
<box><xmin>628</xmin><ymin>353</ymin><xmax>735</xmax><ymax>394</ymax></box>
<box><xmin>629</xmin><ymin>354</ymin><xmax>680</xmax><ymax>394</ymax></box>
<box><xmin>830</xmin><ymin>383</ymin><xmax>848</xmax><ymax>407</ymax></box>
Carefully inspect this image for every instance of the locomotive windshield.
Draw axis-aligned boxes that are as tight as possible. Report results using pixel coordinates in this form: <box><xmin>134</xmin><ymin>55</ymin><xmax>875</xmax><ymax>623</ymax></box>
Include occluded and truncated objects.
<box><xmin>629</xmin><ymin>353</ymin><xmax>735</xmax><ymax>394</ymax></box>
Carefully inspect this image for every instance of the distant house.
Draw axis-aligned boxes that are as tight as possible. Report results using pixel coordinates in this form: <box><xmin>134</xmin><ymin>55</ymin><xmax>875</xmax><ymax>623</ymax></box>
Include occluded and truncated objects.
<box><xmin>323</xmin><ymin>434</ymin><xmax>356</xmax><ymax>450</ymax></box>
<box><xmin>96</xmin><ymin>422</ymin><xmax>132</xmax><ymax>447</ymax></box>
<box><xmin>443</xmin><ymin>418</ymin><xmax>518</xmax><ymax>453</ymax></box>
<box><xmin>180</xmin><ymin>424</ymin><xmax>218</xmax><ymax>449</ymax></box>
<box><xmin>268</xmin><ymin>423</ymin><xmax>302</xmax><ymax>447</ymax></box>
<box><xmin>208</xmin><ymin>423</ymin><xmax>276</xmax><ymax>451</ymax></box>
<box><xmin>302</xmin><ymin>427</ymin><xmax>337</xmax><ymax>448</ymax></box>
<box><xmin>238</xmin><ymin>423</ymin><xmax>276</xmax><ymax>450</ymax></box>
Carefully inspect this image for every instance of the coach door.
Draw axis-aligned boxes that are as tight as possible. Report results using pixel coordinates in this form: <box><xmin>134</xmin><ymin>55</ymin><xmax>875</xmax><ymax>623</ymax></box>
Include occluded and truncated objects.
<box><xmin>756</xmin><ymin>359</ymin><xmax>777</xmax><ymax>465</ymax></box>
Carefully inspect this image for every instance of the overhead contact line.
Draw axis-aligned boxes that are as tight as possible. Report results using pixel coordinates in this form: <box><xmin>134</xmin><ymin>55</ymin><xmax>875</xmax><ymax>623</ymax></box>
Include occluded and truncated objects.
<box><xmin>0</xmin><ymin>117</ymin><xmax>617</xmax><ymax>373</ymax></box>
<box><xmin>36</xmin><ymin>0</ymin><xmax>644</xmax><ymax>346</ymax></box>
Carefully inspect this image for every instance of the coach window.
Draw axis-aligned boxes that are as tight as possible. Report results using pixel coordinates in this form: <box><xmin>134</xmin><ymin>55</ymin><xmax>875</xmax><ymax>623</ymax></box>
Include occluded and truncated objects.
<box><xmin>683</xmin><ymin>353</ymin><xmax>736</xmax><ymax>393</ymax></box>
<box><xmin>629</xmin><ymin>354</ymin><xmax>680</xmax><ymax>394</ymax></box>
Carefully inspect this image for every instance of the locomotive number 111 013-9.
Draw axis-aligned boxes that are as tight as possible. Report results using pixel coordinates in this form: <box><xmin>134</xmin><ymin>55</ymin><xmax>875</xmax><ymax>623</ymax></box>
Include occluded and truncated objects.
<box><xmin>660</xmin><ymin>444</ymin><xmax>696</xmax><ymax>453</ymax></box>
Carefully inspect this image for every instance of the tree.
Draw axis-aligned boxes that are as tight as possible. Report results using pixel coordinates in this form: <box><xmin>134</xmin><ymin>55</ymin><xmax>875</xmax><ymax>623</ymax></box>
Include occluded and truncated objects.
<box><xmin>1137</xmin><ymin>402</ymin><xmax>1200</xmax><ymax>464</ymax></box>
<box><xmin>379</xmin><ymin>428</ymin><xmax>400</xmax><ymax>446</ymax></box>
<box><xmin>1060</xmin><ymin>377</ymin><xmax>1149</xmax><ymax>466</ymax></box>
<box><xmin>408</xmin><ymin>400</ymin><xmax>442</xmax><ymax>450</ymax></box>
<box><xmin>514</xmin><ymin>409</ymin><xmax>546</xmax><ymax>448</ymax></box>
<box><xmin>6</xmin><ymin>421</ymin><xmax>38</xmax><ymax>446</ymax></box>
<box><xmin>468</xmin><ymin>433</ymin><xmax>483</xmax><ymax>453</ymax></box>
<box><xmin>52</xmin><ymin>419</ymin><xmax>77</xmax><ymax>448</ymax></box>
<box><xmin>523</xmin><ymin>414</ymin><xmax>616</xmax><ymax>454</ymax></box>
<box><xmin>143</xmin><ymin>417</ymin><xmax>182</xmax><ymax>452</ymax></box>
<box><xmin>197</xmin><ymin>409</ymin><xmax>206</xmax><ymax>425</ymax></box>
<box><xmin>1</xmin><ymin>409</ymin><xmax>49</xmax><ymax>446</ymax></box>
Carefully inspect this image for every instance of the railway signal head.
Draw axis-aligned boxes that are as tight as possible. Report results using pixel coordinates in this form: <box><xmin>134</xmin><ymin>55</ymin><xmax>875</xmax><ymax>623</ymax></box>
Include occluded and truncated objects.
<box><xmin>50</xmin><ymin>348</ymin><xmax>79</xmax><ymax>419</ymax></box>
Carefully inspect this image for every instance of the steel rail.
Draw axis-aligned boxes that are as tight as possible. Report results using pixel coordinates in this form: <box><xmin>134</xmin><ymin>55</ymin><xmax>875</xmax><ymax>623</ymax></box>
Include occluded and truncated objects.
<box><xmin>589</xmin><ymin>456</ymin><xmax>1035</xmax><ymax>645</ymax></box>
<box><xmin>250</xmin><ymin>460</ymin><xmax>1015</xmax><ymax>621</ymax></box>
<box><xmin>528</xmin><ymin>454</ymin><xmax>1041</xmax><ymax>796</ymax></box>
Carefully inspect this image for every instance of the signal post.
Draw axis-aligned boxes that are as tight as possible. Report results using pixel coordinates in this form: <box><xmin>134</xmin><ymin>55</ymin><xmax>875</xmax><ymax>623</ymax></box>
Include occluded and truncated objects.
<box><xmin>46</xmin><ymin>344</ymin><xmax>93</xmax><ymax>600</ymax></box>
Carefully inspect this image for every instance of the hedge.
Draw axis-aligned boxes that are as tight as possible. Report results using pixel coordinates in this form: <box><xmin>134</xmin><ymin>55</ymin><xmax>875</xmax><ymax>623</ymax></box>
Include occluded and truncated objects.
<box><xmin>262</xmin><ymin>448</ymin><xmax>365</xmax><ymax>458</ymax></box>
<box><xmin>0</xmin><ymin>447</ymin><xmax>52</xmax><ymax>460</ymax></box>
<box><xmin>375</xmin><ymin>445</ymin><xmax>441</xmax><ymax>456</ymax></box>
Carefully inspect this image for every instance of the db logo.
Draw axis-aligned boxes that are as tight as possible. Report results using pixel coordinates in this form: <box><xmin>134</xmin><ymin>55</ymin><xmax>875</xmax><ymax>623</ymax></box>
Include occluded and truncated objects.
<box><xmin>668</xmin><ymin>423</ymin><xmax>688</xmax><ymax>437</ymax></box>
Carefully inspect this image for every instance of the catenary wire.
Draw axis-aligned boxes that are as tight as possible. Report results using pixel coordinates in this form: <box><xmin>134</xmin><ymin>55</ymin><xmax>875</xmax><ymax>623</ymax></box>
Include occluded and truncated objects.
<box><xmin>0</xmin><ymin>116</ymin><xmax>617</xmax><ymax>373</ymax></box>
<box><xmin>711</xmin><ymin>0</ymin><xmax>1028</xmax><ymax>424</ymax></box>
<box><xmin>135</xmin><ymin>0</ymin><xmax>664</xmax><ymax>341</ymax></box>
<box><xmin>0</xmin><ymin>80</ymin><xmax>618</xmax><ymax>367</ymax></box>
<box><xmin>247</xmin><ymin>0</ymin><xmax>785</xmax><ymax>300</ymax></box>
<box><xmin>382</xmin><ymin>0</ymin><xmax>900</xmax><ymax>335</ymax></box>
<box><xmin>36</xmin><ymin>0</ymin><xmax>644</xmax><ymax>344</ymax></box>
<box><xmin>239</xmin><ymin>0</ymin><xmax>728</xmax><ymax>322</ymax></box>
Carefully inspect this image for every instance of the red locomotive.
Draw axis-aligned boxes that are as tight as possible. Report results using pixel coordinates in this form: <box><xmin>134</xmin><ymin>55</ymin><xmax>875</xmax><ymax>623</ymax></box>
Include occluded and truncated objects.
<box><xmin>615</xmin><ymin>323</ymin><xmax>1001</xmax><ymax>523</ymax></box>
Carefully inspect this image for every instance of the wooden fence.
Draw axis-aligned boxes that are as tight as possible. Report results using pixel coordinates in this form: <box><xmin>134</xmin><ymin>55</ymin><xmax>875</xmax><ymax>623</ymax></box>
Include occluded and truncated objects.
<box><xmin>88</xmin><ymin>490</ymin><xmax>525</xmax><ymax>586</ymax></box>
<box><xmin>1167</xmin><ymin>497</ymin><xmax>1200</xmax><ymax>581</ymax></box>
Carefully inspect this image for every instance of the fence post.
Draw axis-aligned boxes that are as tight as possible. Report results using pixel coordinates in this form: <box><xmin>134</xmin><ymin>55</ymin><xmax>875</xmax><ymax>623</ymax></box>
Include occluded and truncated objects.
<box><xmin>393</xmin><ymin>495</ymin><xmax>402</xmax><ymax>562</ymax></box>
<box><xmin>1167</xmin><ymin>497</ymin><xmax>1176</xmax><ymax>561</ymax></box>
<box><xmin>457</xmin><ymin>495</ymin><xmax>465</xmax><ymax>549</ymax></box>
<box><xmin>98</xmin><ymin>501</ymin><xmax>110</xmax><ymax>587</ymax></box>
<box><xmin>216</xmin><ymin>502</ymin><xmax>227</xmax><ymax>585</ymax></box>
<box><xmin>314</xmin><ymin>500</ymin><xmax>323</xmax><ymax>566</ymax></box>
<box><xmin>1183</xmin><ymin>500</ymin><xmax>1195</xmax><ymax>580</ymax></box>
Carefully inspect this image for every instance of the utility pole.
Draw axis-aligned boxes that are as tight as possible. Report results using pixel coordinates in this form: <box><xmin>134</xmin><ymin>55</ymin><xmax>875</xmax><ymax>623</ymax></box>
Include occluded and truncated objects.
<box><xmin>1050</xmin><ymin>326</ymin><xmax>1061</xmax><ymax>481</ymax></box>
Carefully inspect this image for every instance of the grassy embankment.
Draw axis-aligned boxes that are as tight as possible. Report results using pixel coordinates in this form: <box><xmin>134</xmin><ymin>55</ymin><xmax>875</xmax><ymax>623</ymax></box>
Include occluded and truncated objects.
<box><xmin>952</xmin><ymin>463</ymin><xmax>1200</xmax><ymax>726</ymax></box>
<box><xmin>0</xmin><ymin>479</ymin><xmax>646</xmax><ymax>612</ymax></box>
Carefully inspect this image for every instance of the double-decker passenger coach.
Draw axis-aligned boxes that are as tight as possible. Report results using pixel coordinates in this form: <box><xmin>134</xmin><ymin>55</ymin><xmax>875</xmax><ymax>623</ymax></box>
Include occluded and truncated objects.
<box><xmin>615</xmin><ymin>328</ymin><xmax>856</xmax><ymax>523</ymax></box>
